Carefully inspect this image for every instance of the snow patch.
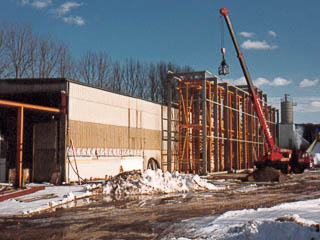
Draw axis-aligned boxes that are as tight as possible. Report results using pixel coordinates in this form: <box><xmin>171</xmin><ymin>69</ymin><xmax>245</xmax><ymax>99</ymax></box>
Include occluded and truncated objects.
<box><xmin>0</xmin><ymin>185</ymin><xmax>89</xmax><ymax>216</ymax></box>
<box><xmin>165</xmin><ymin>198</ymin><xmax>320</xmax><ymax>239</ymax></box>
<box><xmin>103</xmin><ymin>169</ymin><xmax>226</xmax><ymax>195</ymax></box>
<box><xmin>224</xmin><ymin>219</ymin><xmax>320</xmax><ymax>240</ymax></box>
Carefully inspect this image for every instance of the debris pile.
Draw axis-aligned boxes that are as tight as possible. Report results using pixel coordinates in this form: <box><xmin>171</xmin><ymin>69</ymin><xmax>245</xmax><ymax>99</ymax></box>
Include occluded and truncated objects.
<box><xmin>244</xmin><ymin>167</ymin><xmax>286</xmax><ymax>182</ymax></box>
<box><xmin>103</xmin><ymin>169</ymin><xmax>225</xmax><ymax>196</ymax></box>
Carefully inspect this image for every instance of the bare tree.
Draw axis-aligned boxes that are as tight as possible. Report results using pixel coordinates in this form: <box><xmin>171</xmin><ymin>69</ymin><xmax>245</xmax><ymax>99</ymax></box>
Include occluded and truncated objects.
<box><xmin>0</xmin><ymin>21</ymin><xmax>194</xmax><ymax>104</ymax></box>
<box><xmin>3</xmin><ymin>22</ymin><xmax>37</xmax><ymax>78</ymax></box>
<box><xmin>56</xmin><ymin>43</ymin><xmax>77</xmax><ymax>79</ymax></box>
<box><xmin>123</xmin><ymin>58</ymin><xmax>140</xmax><ymax>96</ymax></box>
<box><xmin>78</xmin><ymin>50</ymin><xmax>112</xmax><ymax>87</ymax></box>
<box><xmin>109</xmin><ymin>60</ymin><xmax>123</xmax><ymax>93</ymax></box>
<box><xmin>0</xmin><ymin>28</ymin><xmax>10</xmax><ymax>77</ymax></box>
<box><xmin>157</xmin><ymin>61</ymin><xmax>168</xmax><ymax>103</ymax></box>
<box><xmin>78</xmin><ymin>51</ymin><xmax>97</xmax><ymax>84</ymax></box>
<box><xmin>136</xmin><ymin>61</ymin><xmax>148</xmax><ymax>99</ymax></box>
<box><xmin>96</xmin><ymin>52</ymin><xmax>112</xmax><ymax>88</ymax></box>
<box><xmin>148</xmin><ymin>63</ymin><xmax>160</xmax><ymax>102</ymax></box>
<box><xmin>37</xmin><ymin>37</ymin><xmax>63</xmax><ymax>78</ymax></box>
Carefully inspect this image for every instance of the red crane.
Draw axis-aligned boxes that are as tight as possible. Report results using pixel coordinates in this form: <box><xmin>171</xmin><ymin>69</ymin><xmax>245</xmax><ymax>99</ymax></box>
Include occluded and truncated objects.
<box><xmin>219</xmin><ymin>8</ymin><xmax>285</xmax><ymax>165</ymax></box>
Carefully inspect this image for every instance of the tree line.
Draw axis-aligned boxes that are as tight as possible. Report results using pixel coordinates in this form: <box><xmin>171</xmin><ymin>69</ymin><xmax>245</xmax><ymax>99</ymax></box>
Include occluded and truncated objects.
<box><xmin>0</xmin><ymin>22</ymin><xmax>192</xmax><ymax>103</ymax></box>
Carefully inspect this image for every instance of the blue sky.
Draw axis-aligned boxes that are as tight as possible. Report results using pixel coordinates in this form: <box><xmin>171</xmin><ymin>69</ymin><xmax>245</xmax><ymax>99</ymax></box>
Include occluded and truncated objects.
<box><xmin>1</xmin><ymin>0</ymin><xmax>320</xmax><ymax>123</ymax></box>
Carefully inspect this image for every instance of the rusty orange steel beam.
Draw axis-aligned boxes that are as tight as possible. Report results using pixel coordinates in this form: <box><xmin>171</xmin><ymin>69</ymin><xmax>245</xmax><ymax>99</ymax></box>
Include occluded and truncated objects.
<box><xmin>16</xmin><ymin>107</ymin><xmax>24</xmax><ymax>188</ymax></box>
<box><xmin>0</xmin><ymin>99</ymin><xmax>61</xmax><ymax>113</ymax></box>
<box><xmin>0</xmin><ymin>99</ymin><xmax>63</xmax><ymax>188</ymax></box>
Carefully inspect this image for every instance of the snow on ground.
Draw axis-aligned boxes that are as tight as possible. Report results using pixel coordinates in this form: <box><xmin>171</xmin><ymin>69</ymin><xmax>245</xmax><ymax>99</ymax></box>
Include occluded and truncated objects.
<box><xmin>102</xmin><ymin>169</ymin><xmax>226</xmax><ymax>196</ymax></box>
<box><xmin>2</xmin><ymin>169</ymin><xmax>320</xmax><ymax>239</ymax></box>
<box><xmin>166</xmin><ymin>198</ymin><xmax>320</xmax><ymax>240</ymax></box>
<box><xmin>0</xmin><ymin>169</ymin><xmax>224</xmax><ymax>216</ymax></box>
<box><xmin>0</xmin><ymin>185</ymin><xmax>90</xmax><ymax>216</ymax></box>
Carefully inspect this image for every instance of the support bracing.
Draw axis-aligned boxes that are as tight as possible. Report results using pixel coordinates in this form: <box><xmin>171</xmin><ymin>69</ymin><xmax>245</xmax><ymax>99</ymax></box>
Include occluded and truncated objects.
<box><xmin>166</xmin><ymin>71</ymin><xmax>278</xmax><ymax>174</ymax></box>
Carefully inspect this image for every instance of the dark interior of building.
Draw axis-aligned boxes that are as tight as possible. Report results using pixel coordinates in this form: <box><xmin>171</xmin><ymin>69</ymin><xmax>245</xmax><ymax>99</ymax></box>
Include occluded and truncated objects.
<box><xmin>0</xmin><ymin>88</ymin><xmax>65</xmax><ymax>184</ymax></box>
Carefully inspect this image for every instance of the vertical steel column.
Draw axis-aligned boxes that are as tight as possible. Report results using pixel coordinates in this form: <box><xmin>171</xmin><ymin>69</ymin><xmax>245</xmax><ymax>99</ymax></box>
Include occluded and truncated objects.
<box><xmin>202</xmin><ymin>74</ymin><xmax>207</xmax><ymax>174</ymax></box>
<box><xmin>271</xmin><ymin>107</ymin><xmax>276</xmax><ymax>146</ymax></box>
<box><xmin>249</xmin><ymin>98</ymin><xmax>254</xmax><ymax>166</ymax></box>
<box><xmin>276</xmin><ymin>109</ymin><xmax>279</xmax><ymax>146</ymax></box>
<box><xmin>214</xmin><ymin>78</ymin><xmax>219</xmax><ymax>172</ymax></box>
<box><xmin>16</xmin><ymin>107</ymin><xmax>24</xmax><ymax>188</ymax></box>
<box><xmin>185</xmin><ymin>85</ymin><xmax>189</xmax><ymax>173</ymax></box>
<box><xmin>218</xmin><ymin>89</ymin><xmax>223</xmax><ymax>170</ymax></box>
<box><xmin>207</xmin><ymin>82</ymin><xmax>212</xmax><ymax>171</ymax></box>
<box><xmin>193</xmin><ymin>88</ymin><xmax>200</xmax><ymax>172</ymax></box>
<box><xmin>223</xmin><ymin>83</ymin><xmax>230</xmax><ymax>171</ymax></box>
<box><xmin>167</xmin><ymin>76</ymin><xmax>172</xmax><ymax>172</ymax></box>
<box><xmin>234</xmin><ymin>90</ymin><xmax>239</xmax><ymax>170</ymax></box>
<box><xmin>241</xmin><ymin>93</ymin><xmax>247</xmax><ymax>169</ymax></box>
<box><xmin>228</xmin><ymin>92</ymin><xmax>233</xmax><ymax>171</ymax></box>
<box><xmin>178</xmin><ymin>86</ymin><xmax>183</xmax><ymax>172</ymax></box>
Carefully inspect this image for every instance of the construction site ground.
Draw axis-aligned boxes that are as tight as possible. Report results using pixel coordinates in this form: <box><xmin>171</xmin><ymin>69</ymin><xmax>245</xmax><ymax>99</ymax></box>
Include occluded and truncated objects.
<box><xmin>1</xmin><ymin>169</ymin><xmax>320</xmax><ymax>240</ymax></box>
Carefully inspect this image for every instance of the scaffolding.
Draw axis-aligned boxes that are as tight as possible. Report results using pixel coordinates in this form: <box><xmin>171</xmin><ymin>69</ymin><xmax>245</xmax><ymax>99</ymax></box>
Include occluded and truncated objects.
<box><xmin>164</xmin><ymin>71</ymin><xmax>278</xmax><ymax>174</ymax></box>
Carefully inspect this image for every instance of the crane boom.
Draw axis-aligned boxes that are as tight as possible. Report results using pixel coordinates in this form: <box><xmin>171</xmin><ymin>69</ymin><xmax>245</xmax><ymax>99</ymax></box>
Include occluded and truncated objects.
<box><xmin>220</xmin><ymin>8</ymin><xmax>277</xmax><ymax>152</ymax></box>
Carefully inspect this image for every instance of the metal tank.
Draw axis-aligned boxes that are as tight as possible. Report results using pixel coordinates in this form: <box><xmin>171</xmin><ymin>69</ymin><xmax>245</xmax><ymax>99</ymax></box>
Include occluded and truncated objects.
<box><xmin>281</xmin><ymin>94</ymin><xmax>294</xmax><ymax>124</ymax></box>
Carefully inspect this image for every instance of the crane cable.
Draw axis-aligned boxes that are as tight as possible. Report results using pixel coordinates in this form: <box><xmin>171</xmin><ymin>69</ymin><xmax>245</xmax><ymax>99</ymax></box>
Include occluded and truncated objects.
<box><xmin>220</xmin><ymin>15</ymin><xmax>225</xmax><ymax>52</ymax></box>
<box><xmin>218</xmin><ymin>15</ymin><xmax>229</xmax><ymax>75</ymax></box>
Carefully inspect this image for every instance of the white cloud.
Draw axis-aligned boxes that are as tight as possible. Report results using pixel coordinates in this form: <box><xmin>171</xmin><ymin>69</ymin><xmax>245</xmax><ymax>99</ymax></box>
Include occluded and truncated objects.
<box><xmin>239</xmin><ymin>32</ymin><xmax>254</xmax><ymax>38</ymax></box>
<box><xmin>241</xmin><ymin>40</ymin><xmax>278</xmax><ymax>50</ymax></box>
<box><xmin>225</xmin><ymin>77</ymin><xmax>246</xmax><ymax>86</ymax></box>
<box><xmin>311</xmin><ymin>101</ymin><xmax>320</xmax><ymax>109</ymax></box>
<box><xmin>268</xmin><ymin>30</ymin><xmax>277</xmax><ymax>37</ymax></box>
<box><xmin>54</xmin><ymin>2</ymin><xmax>83</xmax><ymax>15</ymax></box>
<box><xmin>270</xmin><ymin>77</ymin><xmax>291</xmax><ymax>86</ymax></box>
<box><xmin>299</xmin><ymin>78</ymin><xmax>319</xmax><ymax>88</ymax></box>
<box><xmin>18</xmin><ymin>0</ymin><xmax>85</xmax><ymax>26</ymax></box>
<box><xmin>63</xmin><ymin>16</ymin><xmax>85</xmax><ymax>26</ymax></box>
<box><xmin>227</xmin><ymin>76</ymin><xmax>291</xmax><ymax>87</ymax></box>
<box><xmin>50</xmin><ymin>2</ymin><xmax>85</xmax><ymax>26</ymax></box>
<box><xmin>254</xmin><ymin>77</ymin><xmax>291</xmax><ymax>87</ymax></box>
<box><xmin>294</xmin><ymin>97</ymin><xmax>320</xmax><ymax>113</ymax></box>
<box><xmin>20</xmin><ymin>0</ymin><xmax>52</xmax><ymax>9</ymax></box>
<box><xmin>21</xmin><ymin>0</ymin><xmax>30</xmax><ymax>5</ymax></box>
<box><xmin>254</xmin><ymin>77</ymin><xmax>270</xmax><ymax>87</ymax></box>
<box><xmin>233</xmin><ymin>77</ymin><xmax>246</xmax><ymax>85</ymax></box>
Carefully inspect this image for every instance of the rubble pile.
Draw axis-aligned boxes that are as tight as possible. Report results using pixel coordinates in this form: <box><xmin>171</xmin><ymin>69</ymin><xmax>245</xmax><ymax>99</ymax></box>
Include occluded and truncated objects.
<box><xmin>244</xmin><ymin>167</ymin><xmax>286</xmax><ymax>182</ymax></box>
<box><xmin>103</xmin><ymin>169</ymin><xmax>225</xmax><ymax>196</ymax></box>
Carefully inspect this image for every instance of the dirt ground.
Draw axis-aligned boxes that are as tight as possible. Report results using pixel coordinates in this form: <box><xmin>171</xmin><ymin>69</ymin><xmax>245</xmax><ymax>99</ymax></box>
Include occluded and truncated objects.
<box><xmin>1</xmin><ymin>169</ymin><xmax>320</xmax><ymax>240</ymax></box>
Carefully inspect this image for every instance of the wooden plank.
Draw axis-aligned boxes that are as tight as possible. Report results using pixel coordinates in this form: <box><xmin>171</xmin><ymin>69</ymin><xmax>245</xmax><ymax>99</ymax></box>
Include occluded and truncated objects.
<box><xmin>0</xmin><ymin>186</ymin><xmax>45</xmax><ymax>202</ymax></box>
<box><xmin>16</xmin><ymin>193</ymin><xmax>57</xmax><ymax>202</ymax></box>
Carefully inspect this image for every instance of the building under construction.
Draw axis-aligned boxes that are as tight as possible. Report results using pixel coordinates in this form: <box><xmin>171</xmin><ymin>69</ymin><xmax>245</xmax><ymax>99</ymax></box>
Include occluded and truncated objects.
<box><xmin>163</xmin><ymin>71</ymin><xmax>278</xmax><ymax>174</ymax></box>
<box><xmin>0</xmin><ymin>71</ymin><xmax>278</xmax><ymax>187</ymax></box>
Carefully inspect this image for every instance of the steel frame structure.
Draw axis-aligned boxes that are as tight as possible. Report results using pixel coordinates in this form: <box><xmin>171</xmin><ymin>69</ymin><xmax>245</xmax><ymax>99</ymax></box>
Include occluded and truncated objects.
<box><xmin>165</xmin><ymin>71</ymin><xmax>278</xmax><ymax>174</ymax></box>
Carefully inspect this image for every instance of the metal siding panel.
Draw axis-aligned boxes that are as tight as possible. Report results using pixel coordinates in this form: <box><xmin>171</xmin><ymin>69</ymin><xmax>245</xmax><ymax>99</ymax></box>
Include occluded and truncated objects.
<box><xmin>68</xmin><ymin>120</ymin><xmax>161</xmax><ymax>150</ymax></box>
<box><xmin>68</xmin><ymin>83</ymin><xmax>161</xmax><ymax>131</ymax></box>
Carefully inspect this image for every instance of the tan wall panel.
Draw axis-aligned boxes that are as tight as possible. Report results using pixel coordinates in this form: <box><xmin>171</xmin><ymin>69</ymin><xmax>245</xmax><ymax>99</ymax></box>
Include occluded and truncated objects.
<box><xmin>69</xmin><ymin>83</ymin><xmax>162</xmax><ymax>131</ymax></box>
<box><xmin>68</xmin><ymin>120</ymin><xmax>161</xmax><ymax>150</ymax></box>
